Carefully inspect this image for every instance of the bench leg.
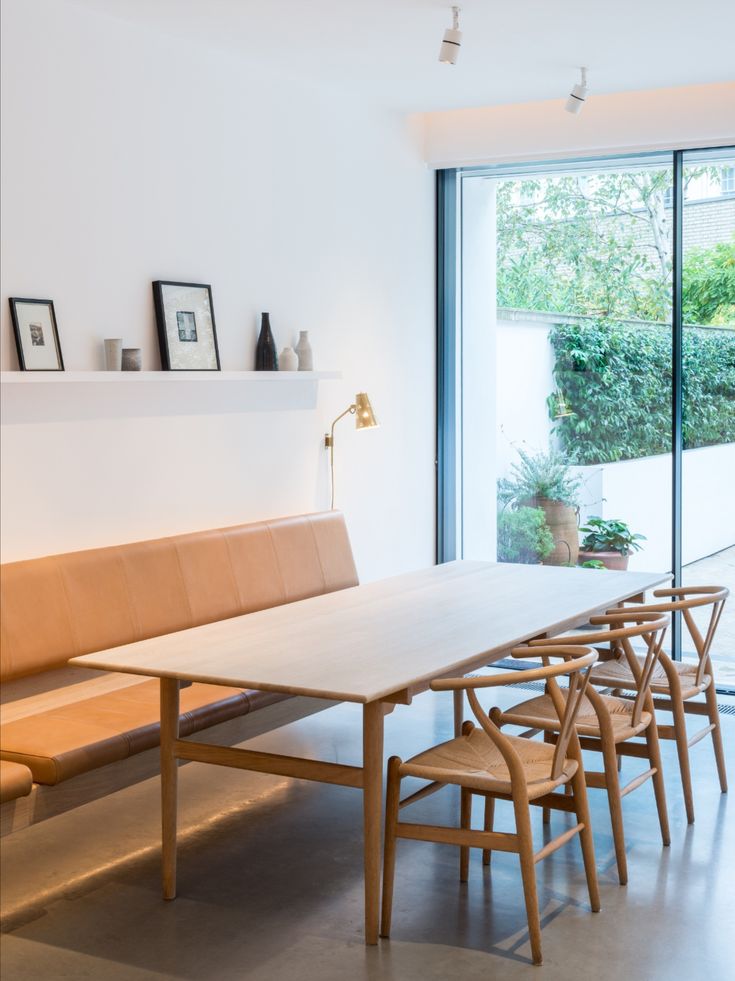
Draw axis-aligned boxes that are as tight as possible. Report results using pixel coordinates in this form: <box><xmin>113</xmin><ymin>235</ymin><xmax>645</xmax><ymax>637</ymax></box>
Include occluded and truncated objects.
<box><xmin>160</xmin><ymin>678</ymin><xmax>180</xmax><ymax>900</ymax></box>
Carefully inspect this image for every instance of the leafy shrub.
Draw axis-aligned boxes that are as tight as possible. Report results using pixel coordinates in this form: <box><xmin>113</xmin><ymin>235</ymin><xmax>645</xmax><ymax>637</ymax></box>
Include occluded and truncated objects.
<box><xmin>497</xmin><ymin>507</ymin><xmax>554</xmax><ymax>564</ymax></box>
<box><xmin>497</xmin><ymin>448</ymin><xmax>582</xmax><ymax>507</ymax></box>
<box><xmin>579</xmin><ymin>517</ymin><xmax>646</xmax><ymax>556</ymax></box>
<box><xmin>682</xmin><ymin>235</ymin><xmax>735</xmax><ymax>326</ymax></box>
<box><xmin>549</xmin><ymin>320</ymin><xmax>735</xmax><ymax>464</ymax></box>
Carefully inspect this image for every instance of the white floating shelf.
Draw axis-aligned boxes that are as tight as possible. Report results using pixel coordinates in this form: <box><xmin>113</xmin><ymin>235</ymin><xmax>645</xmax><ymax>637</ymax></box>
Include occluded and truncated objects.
<box><xmin>1</xmin><ymin>370</ymin><xmax>343</xmax><ymax>422</ymax></box>
<box><xmin>0</xmin><ymin>370</ymin><xmax>341</xmax><ymax>383</ymax></box>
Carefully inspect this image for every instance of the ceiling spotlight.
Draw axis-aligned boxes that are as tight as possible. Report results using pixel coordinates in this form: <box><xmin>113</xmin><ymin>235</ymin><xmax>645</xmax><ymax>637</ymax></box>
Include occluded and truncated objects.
<box><xmin>439</xmin><ymin>6</ymin><xmax>462</xmax><ymax>65</ymax></box>
<box><xmin>565</xmin><ymin>67</ymin><xmax>588</xmax><ymax>114</ymax></box>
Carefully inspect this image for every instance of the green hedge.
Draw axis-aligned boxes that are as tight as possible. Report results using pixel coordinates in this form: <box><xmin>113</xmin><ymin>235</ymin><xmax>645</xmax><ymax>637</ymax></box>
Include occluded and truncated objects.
<box><xmin>549</xmin><ymin>321</ymin><xmax>735</xmax><ymax>464</ymax></box>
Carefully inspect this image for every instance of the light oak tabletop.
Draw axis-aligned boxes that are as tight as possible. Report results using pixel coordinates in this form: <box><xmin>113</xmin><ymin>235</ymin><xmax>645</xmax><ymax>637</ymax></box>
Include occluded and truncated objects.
<box><xmin>70</xmin><ymin>561</ymin><xmax>669</xmax><ymax>703</ymax></box>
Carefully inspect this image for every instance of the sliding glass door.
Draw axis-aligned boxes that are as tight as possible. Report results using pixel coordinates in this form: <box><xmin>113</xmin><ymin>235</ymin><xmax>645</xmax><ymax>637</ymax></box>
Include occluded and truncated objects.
<box><xmin>437</xmin><ymin>146</ymin><xmax>734</xmax><ymax>690</ymax></box>
<box><xmin>680</xmin><ymin>147</ymin><xmax>735</xmax><ymax>688</ymax></box>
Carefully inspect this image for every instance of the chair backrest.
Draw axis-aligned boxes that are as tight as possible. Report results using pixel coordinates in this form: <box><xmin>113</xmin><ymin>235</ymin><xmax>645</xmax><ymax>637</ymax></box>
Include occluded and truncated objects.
<box><xmin>431</xmin><ymin>648</ymin><xmax>598</xmax><ymax>786</ymax></box>
<box><xmin>626</xmin><ymin>586</ymin><xmax>728</xmax><ymax>688</ymax></box>
<box><xmin>0</xmin><ymin>511</ymin><xmax>358</xmax><ymax>682</ymax></box>
<box><xmin>527</xmin><ymin>611</ymin><xmax>670</xmax><ymax>726</ymax></box>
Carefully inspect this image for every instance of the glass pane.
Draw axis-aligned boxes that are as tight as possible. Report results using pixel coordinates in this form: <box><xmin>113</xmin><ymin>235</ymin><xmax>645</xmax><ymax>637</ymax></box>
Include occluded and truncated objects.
<box><xmin>681</xmin><ymin>146</ymin><xmax>735</xmax><ymax>689</ymax></box>
<box><xmin>459</xmin><ymin>156</ymin><xmax>674</xmax><ymax>628</ymax></box>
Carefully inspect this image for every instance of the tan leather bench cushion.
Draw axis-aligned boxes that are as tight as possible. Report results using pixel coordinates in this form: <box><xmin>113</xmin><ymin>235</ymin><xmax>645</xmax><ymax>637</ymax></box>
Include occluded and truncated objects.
<box><xmin>1</xmin><ymin>511</ymin><xmax>358</xmax><ymax>682</ymax></box>
<box><xmin>0</xmin><ymin>760</ymin><xmax>33</xmax><ymax>803</ymax></box>
<box><xmin>0</xmin><ymin>680</ymin><xmax>285</xmax><ymax>784</ymax></box>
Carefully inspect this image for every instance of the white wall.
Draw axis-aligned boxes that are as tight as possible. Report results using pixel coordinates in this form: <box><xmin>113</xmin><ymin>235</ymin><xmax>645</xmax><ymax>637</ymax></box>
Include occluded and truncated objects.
<box><xmin>0</xmin><ymin>0</ymin><xmax>435</xmax><ymax>579</ymax></box>
<box><xmin>421</xmin><ymin>82</ymin><xmax>735</xmax><ymax>169</ymax></box>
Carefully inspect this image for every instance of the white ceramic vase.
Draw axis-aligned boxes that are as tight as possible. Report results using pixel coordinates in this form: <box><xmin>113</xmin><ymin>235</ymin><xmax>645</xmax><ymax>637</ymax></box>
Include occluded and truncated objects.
<box><xmin>104</xmin><ymin>338</ymin><xmax>122</xmax><ymax>370</ymax></box>
<box><xmin>279</xmin><ymin>346</ymin><xmax>298</xmax><ymax>371</ymax></box>
<box><xmin>295</xmin><ymin>331</ymin><xmax>313</xmax><ymax>371</ymax></box>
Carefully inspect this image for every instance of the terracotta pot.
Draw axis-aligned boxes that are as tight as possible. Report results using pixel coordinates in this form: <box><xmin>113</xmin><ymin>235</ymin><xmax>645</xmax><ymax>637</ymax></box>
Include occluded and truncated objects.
<box><xmin>578</xmin><ymin>549</ymin><xmax>629</xmax><ymax>571</ymax></box>
<box><xmin>526</xmin><ymin>497</ymin><xmax>579</xmax><ymax>567</ymax></box>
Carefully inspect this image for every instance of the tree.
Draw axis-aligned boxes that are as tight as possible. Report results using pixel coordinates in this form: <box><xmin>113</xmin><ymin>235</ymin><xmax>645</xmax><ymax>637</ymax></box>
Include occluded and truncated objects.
<box><xmin>682</xmin><ymin>235</ymin><xmax>735</xmax><ymax>325</ymax></box>
<box><xmin>496</xmin><ymin>167</ymin><xmax>729</xmax><ymax>324</ymax></box>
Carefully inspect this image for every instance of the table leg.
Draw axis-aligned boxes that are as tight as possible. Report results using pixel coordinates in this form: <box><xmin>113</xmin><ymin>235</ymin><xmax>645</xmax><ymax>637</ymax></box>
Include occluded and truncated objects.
<box><xmin>453</xmin><ymin>689</ymin><xmax>464</xmax><ymax>737</ymax></box>
<box><xmin>160</xmin><ymin>678</ymin><xmax>180</xmax><ymax>900</ymax></box>
<box><xmin>362</xmin><ymin>701</ymin><xmax>385</xmax><ymax>945</ymax></box>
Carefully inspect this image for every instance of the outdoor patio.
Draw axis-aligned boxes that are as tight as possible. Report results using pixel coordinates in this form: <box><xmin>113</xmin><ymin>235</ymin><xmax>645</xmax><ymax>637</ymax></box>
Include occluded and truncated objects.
<box><xmin>684</xmin><ymin>546</ymin><xmax>735</xmax><ymax>688</ymax></box>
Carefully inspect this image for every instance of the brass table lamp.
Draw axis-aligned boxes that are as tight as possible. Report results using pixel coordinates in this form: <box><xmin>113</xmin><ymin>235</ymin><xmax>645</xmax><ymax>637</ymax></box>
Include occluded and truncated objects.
<box><xmin>325</xmin><ymin>392</ymin><xmax>378</xmax><ymax>509</ymax></box>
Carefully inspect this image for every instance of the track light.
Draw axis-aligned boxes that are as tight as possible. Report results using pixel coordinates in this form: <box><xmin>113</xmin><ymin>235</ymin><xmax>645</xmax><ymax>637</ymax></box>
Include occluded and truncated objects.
<box><xmin>565</xmin><ymin>67</ymin><xmax>588</xmax><ymax>114</ymax></box>
<box><xmin>439</xmin><ymin>6</ymin><xmax>462</xmax><ymax>65</ymax></box>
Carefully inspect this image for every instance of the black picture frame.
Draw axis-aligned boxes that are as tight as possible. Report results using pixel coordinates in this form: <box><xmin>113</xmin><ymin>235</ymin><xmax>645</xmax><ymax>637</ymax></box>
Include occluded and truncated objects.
<box><xmin>9</xmin><ymin>297</ymin><xmax>64</xmax><ymax>371</ymax></box>
<box><xmin>152</xmin><ymin>281</ymin><xmax>221</xmax><ymax>371</ymax></box>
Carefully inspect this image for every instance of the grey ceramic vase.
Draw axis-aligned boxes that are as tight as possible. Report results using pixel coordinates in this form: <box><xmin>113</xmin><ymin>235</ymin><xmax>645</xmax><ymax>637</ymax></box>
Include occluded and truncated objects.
<box><xmin>121</xmin><ymin>347</ymin><xmax>142</xmax><ymax>371</ymax></box>
<box><xmin>295</xmin><ymin>331</ymin><xmax>313</xmax><ymax>371</ymax></box>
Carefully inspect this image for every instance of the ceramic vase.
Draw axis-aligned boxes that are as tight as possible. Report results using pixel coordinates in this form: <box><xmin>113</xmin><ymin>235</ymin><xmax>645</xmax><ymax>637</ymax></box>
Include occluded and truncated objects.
<box><xmin>104</xmin><ymin>338</ymin><xmax>122</xmax><ymax>370</ymax></box>
<box><xmin>295</xmin><ymin>331</ymin><xmax>313</xmax><ymax>371</ymax></box>
<box><xmin>279</xmin><ymin>347</ymin><xmax>298</xmax><ymax>371</ymax></box>
<box><xmin>121</xmin><ymin>347</ymin><xmax>142</xmax><ymax>371</ymax></box>
<box><xmin>255</xmin><ymin>312</ymin><xmax>278</xmax><ymax>370</ymax></box>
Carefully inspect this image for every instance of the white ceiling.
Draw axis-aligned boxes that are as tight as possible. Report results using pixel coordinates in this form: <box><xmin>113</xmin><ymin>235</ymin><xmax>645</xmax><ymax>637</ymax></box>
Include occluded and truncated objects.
<box><xmin>72</xmin><ymin>0</ymin><xmax>735</xmax><ymax>112</ymax></box>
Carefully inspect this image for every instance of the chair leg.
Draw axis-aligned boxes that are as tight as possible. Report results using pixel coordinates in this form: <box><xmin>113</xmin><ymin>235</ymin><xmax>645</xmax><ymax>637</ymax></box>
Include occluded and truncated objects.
<box><xmin>482</xmin><ymin>795</ymin><xmax>495</xmax><ymax>866</ymax></box>
<box><xmin>460</xmin><ymin>788</ymin><xmax>471</xmax><ymax>883</ymax></box>
<box><xmin>570</xmin><ymin>767</ymin><xmax>601</xmax><ymax>912</ymax></box>
<box><xmin>644</xmin><ymin>720</ymin><xmax>670</xmax><ymax>846</ymax></box>
<box><xmin>513</xmin><ymin>797</ymin><xmax>543</xmax><ymax>965</ymax></box>
<box><xmin>670</xmin><ymin>696</ymin><xmax>695</xmax><ymax>824</ymax></box>
<box><xmin>704</xmin><ymin>683</ymin><xmax>728</xmax><ymax>794</ymax></box>
<box><xmin>380</xmin><ymin>757</ymin><xmax>402</xmax><ymax>938</ymax></box>
<box><xmin>600</xmin><ymin>736</ymin><xmax>628</xmax><ymax>886</ymax></box>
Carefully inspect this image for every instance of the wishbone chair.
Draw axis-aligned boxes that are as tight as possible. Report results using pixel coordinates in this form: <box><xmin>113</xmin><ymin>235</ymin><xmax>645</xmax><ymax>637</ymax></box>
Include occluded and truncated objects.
<box><xmin>591</xmin><ymin>585</ymin><xmax>728</xmax><ymax>823</ymax></box>
<box><xmin>490</xmin><ymin>611</ymin><xmax>670</xmax><ymax>886</ymax></box>
<box><xmin>380</xmin><ymin>647</ymin><xmax>599</xmax><ymax>966</ymax></box>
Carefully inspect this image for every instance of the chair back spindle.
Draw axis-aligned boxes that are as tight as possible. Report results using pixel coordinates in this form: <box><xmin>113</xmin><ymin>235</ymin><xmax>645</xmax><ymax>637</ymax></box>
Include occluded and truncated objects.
<box><xmin>623</xmin><ymin>586</ymin><xmax>728</xmax><ymax>691</ymax></box>
<box><xmin>527</xmin><ymin>611</ymin><xmax>670</xmax><ymax>725</ymax></box>
<box><xmin>433</xmin><ymin>648</ymin><xmax>598</xmax><ymax>787</ymax></box>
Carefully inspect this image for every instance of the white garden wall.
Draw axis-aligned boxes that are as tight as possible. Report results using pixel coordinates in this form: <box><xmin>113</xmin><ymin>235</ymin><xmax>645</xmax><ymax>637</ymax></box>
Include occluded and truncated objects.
<box><xmin>575</xmin><ymin>443</ymin><xmax>735</xmax><ymax>571</ymax></box>
<box><xmin>495</xmin><ymin>318</ymin><xmax>554</xmax><ymax>476</ymax></box>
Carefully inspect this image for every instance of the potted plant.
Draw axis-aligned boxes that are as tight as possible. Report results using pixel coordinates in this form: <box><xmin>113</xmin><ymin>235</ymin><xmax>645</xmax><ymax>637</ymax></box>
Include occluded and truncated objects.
<box><xmin>578</xmin><ymin>517</ymin><xmax>646</xmax><ymax>570</ymax></box>
<box><xmin>498</xmin><ymin>449</ymin><xmax>582</xmax><ymax>566</ymax></box>
<box><xmin>497</xmin><ymin>506</ymin><xmax>555</xmax><ymax>565</ymax></box>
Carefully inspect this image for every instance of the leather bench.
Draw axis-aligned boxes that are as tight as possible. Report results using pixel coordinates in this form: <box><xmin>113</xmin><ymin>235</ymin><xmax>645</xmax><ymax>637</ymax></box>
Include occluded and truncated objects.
<box><xmin>0</xmin><ymin>512</ymin><xmax>358</xmax><ymax>826</ymax></box>
<box><xmin>0</xmin><ymin>761</ymin><xmax>33</xmax><ymax>804</ymax></box>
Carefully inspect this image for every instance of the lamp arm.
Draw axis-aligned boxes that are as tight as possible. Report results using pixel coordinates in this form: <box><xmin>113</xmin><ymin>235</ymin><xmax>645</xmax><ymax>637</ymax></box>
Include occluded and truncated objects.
<box><xmin>325</xmin><ymin>404</ymin><xmax>356</xmax><ymax>510</ymax></box>
<box><xmin>326</xmin><ymin>404</ymin><xmax>356</xmax><ymax>443</ymax></box>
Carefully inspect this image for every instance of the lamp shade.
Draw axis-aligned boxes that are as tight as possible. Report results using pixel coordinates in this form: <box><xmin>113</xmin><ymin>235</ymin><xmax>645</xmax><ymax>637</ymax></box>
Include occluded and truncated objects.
<box><xmin>354</xmin><ymin>392</ymin><xmax>378</xmax><ymax>430</ymax></box>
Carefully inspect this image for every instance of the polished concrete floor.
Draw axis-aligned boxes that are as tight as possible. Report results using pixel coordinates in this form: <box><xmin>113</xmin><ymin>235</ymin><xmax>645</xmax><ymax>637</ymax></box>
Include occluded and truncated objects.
<box><xmin>2</xmin><ymin>684</ymin><xmax>733</xmax><ymax>980</ymax></box>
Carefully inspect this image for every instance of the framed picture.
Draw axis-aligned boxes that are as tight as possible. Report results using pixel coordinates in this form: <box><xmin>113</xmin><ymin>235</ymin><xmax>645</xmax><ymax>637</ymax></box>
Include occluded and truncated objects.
<box><xmin>9</xmin><ymin>298</ymin><xmax>64</xmax><ymax>371</ymax></box>
<box><xmin>152</xmin><ymin>281</ymin><xmax>220</xmax><ymax>371</ymax></box>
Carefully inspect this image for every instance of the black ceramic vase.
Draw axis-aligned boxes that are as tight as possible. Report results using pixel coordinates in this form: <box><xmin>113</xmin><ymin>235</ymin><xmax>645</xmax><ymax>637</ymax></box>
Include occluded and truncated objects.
<box><xmin>255</xmin><ymin>312</ymin><xmax>278</xmax><ymax>370</ymax></box>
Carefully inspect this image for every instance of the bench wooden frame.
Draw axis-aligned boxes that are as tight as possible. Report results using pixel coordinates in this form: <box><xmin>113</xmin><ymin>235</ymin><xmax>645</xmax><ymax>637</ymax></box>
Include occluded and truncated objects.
<box><xmin>1</xmin><ymin>694</ymin><xmax>336</xmax><ymax>837</ymax></box>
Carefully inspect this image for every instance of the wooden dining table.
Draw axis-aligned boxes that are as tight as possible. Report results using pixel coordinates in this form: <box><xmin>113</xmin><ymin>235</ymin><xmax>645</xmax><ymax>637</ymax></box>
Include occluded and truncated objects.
<box><xmin>70</xmin><ymin>559</ymin><xmax>668</xmax><ymax>944</ymax></box>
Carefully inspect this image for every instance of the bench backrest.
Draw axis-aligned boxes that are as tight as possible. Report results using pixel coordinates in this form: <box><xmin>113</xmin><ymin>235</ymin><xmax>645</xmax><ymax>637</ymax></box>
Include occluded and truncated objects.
<box><xmin>0</xmin><ymin>512</ymin><xmax>358</xmax><ymax>682</ymax></box>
